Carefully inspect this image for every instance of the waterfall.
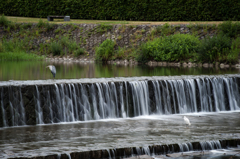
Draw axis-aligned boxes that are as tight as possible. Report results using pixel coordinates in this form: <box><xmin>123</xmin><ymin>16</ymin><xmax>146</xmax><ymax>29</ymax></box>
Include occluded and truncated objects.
<box><xmin>1</xmin><ymin>88</ymin><xmax>8</xmax><ymax>127</ymax></box>
<box><xmin>129</xmin><ymin>81</ymin><xmax>150</xmax><ymax>116</ymax></box>
<box><xmin>200</xmin><ymin>141</ymin><xmax>222</xmax><ymax>150</ymax></box>
<box><xmin>7</xmin><ymin>86</ymin><xmax>26</xmax><ymax>126</ymax></box>
<box><xmin>178</xmin><ymin>142</ymin><xmax>193</xmax><ymax>152</ymax></box>
<box><xmin>34</xmin><ymin>86</ymin><xmax>44</xmax><ymax>124</ymax></box>
<box><xmin>1</xmin><ymin>75</ymin><xmax>240</xmax><ymax>127</ymax></box>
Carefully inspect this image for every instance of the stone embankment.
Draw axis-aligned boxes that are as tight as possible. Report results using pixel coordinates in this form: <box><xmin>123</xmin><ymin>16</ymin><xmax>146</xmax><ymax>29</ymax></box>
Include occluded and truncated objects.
<box><xmin>2</xmin><ymin>22</ymin><xmax>240</xmax><ymax>67</ymax></box>
<box><xmin>46</xmin><ymin>56</ymin><xmax>240</xmax><ymax>69</ymax></box>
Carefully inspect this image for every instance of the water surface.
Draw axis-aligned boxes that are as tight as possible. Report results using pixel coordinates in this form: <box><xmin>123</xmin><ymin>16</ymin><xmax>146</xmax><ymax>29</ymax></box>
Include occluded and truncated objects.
<box><xmin>0</xmin><ymin>61</ymin><xmax>239</xmax><ymax>81</ymax></box>
<box><xmin>0</xmin><ymin>111</ymin><xmax>240</xmax><ymax>158</ymax></box>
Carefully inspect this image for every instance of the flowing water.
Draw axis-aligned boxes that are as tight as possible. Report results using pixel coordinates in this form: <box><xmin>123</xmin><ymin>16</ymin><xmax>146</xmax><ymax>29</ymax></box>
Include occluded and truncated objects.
<box><xmin>0</xmin><ymin>112</ymin><xmax>240</xmax><ymax>158</ymax></box>
<box><xmin>1</xmin><ymin>75</ymin><xmax>240</xmax><ymax>127</ymax></box>
<box><xmin>0</xmin><ymin>61</ymin><xmax>240</xmax><ymax>158</ymax></box>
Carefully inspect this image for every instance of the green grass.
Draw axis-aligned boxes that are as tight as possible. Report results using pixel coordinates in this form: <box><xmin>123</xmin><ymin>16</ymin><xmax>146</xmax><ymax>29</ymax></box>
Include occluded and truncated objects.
<box><xmin>0</xmin><ymin>51</ymin><xmax>44</xmax><ymax>61</ymax></box>
<box><xmin>5</xmin><ymin>15</ymin><xmax>225</xmax><ymax>25</ymax></box>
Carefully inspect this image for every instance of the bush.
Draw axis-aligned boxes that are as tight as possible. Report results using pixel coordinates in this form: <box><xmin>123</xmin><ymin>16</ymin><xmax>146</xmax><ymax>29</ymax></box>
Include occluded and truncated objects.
<box><xmin>95</xmin><ymin>39</ymin><xmax>115</xmax><ymax>61</ymax></box>
<box><xmin>1</xmin><ymin>39</ymin><xmax>26</xmax><ymax>52</ymax></box>
<box><xmin>227</xmin><ymin>37</ymin><xmax>240</xmax><ymax>64</ymax></box>
<box><xmin>45</xmin><ymin>22</ymin><xmax>54</xmax><ymax>31</ymax></box>
<box><xmin>74</xmin><ymin>48</ymin><xmax>86</xmax><ymax>57</ymax></box>
<box><xmin>50</xmin><ymin>42</ymin><xmax>62</xmax><ymax>55</ymax></box>
<box><xmin>37</xmin><ymin>19</ymin><xmax>45</xmax><ymax>28</ymax></box>
<box><xmin>0</xmin><ymin>14</ymin><xmax>9</xmax><ymax>26</ymax></box>
<box><xmin>137</xmin><ymin>34</ymin><xmax>200</xmax><ymax>63</ymax></box>
<box><xmin>218</xmin><ymin>21</ymin><xmax>240</xmax><ymax>38</ymax></box>
<box><xmin>197</xmin><ymin>35</ymin><xmax>232</xmax><ymax>63</ymax></box>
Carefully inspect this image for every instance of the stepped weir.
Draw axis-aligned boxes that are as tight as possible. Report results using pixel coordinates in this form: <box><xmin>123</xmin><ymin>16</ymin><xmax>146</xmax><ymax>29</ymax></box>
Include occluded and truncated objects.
<box><xmin>0</xmin><ymin>75</ymin><xmax>240</xmax><ymax>127</ymax></box>
<box><xmin>1</xmin><ymin>75</ymin><xmax>240</xmax><ymax>159</ymax></box>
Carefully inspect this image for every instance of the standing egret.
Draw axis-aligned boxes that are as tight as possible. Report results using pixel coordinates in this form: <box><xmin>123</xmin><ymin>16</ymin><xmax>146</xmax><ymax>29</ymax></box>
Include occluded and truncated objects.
<box><xmin>183</xmin><ymin>116</ymin><xmax>191</xmax><ymax>126</ymax></box>
<box><xmin>46</xmin><ymin>65</ymin><xmax>56</xmax><ymax>79</ymax></box>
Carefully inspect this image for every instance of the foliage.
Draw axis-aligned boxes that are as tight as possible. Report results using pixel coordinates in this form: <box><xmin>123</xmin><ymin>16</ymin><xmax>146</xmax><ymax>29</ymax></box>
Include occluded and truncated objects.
<box><xmin>45</xmin><ymin>22</ymin><xmax>54</xmax><ymax>31</ymax></box>
<box><xmin>20</xmin><ymin>23</ymin><xmax>32</xmax><ymax>30</ymax></box>
<box><xmin>74</xmin><ymin>48</ymin><xmax>86</xmax><ymax>57</ymax></box>
<box><xmin>37</xmin><ymin>19</ymin><xmax>46</xmax><ymax>28</ymax></box>
<box><xmin>50</xmin><ymin>42</ymin><xmax>62</xmax><ymax>55</ymax></box>
<box><xmin>197</xmin><ymin>35</ymin><xmax>232</xmax><ymax>63</ymax></box>
<box><xmin>0</xmin><ymin>51</ymin><xmax>44</xmax><ymax>61</ymax></box>
<box><xmin>137</xmin><ymin>34</ymin><xmax>200</xmax><ymax>63</ymax></box>
<box><xmin>226</xmin><ymin>37</ymin><xmax>240</xmax><ymax>63</ymax></box>
<box><xmin>96</xmin><ymin>24</ymin><xmax>113</xmax><ymax>34</ymax></box>
<box><xmin>218</xmin><ymin>21</ymin><xmax>240</xmax><ymax>38</ymax></box>
<box><xmin>1</xmin><ymin>39</ymin><xmax>26</xmax><ymax>52</ymax></box>
<box><xmin>0</xmin><ymin>14</ymin><xmax>9</xmax><ymax>26</ymax></box>
<box><xmin>1</xmin><ymin>0</ymin><xmax>240</xmax><ymax>21</ymax></box>
<box><xmin>95</xmin><ymin>39</ymin><xmax>115</xmax><ymax>61</ymax></box>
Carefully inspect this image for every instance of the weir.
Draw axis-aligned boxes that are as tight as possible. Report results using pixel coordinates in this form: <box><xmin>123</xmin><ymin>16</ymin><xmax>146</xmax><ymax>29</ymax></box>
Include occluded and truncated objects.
<box><xmin>0</xmin><ymin>74</ymin><xmax>240</xmax><ymax>127</ymax></box>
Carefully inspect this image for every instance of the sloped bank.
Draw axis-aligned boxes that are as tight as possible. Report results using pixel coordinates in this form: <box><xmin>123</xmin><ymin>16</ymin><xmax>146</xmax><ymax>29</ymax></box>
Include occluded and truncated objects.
<box><xmin>1</xmin><ymin>20</ymin><xmax>240</xmax><ymax>65</ymax></box>
<box><xmin>1</xmin><ymin>23</ymin><xmax>216</xmax><ymax>56</ymax></box>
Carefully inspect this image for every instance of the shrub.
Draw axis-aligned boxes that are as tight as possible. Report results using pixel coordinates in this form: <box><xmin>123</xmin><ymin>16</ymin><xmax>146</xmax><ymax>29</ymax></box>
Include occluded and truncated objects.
<box><xmin>96</xmin><ymin>24</ymin><xmax>113</xmax><ymax>34</ymax></box>
<box><xmin>0</xmin><ymin>41</ymin><xmax>3</xmax><ymax>52</ymax></box>
<box><xmin>74</xmin><ymin>48</ymin><xmax>86</xmax><ymax>57</ymax></box>
<box><xmin>50</xmin><ymin>42</ymin><xmax>62</xmax><ymax>55</ymax></box>
<box><xmin>227</xmin><ymin>37</ymin><xmax>240</xmax><ymax>64</ymax></box>
<box><xmin>197</xmin><ymin>35</ymin><xmax>232</xmax><ymax>63</ymax></box>
<box><xmin>137</xmin><ymin>34</ymin><xmax>200</xmax><ymax>63</ymax></box>
<box><xmin>37</xmin><ymin>19</ymin><xmax>45</xmax><ymax>28</ymax></box>
<box><xmin>0</xmin><ymin>14</ymin><xmax>9</xmax><ymax>26</ymax></box>
<box><xmin>218</xmin><ymin>21</ymin><xmax>240</xmax><ymax>38</ymax></box>
<box><xmin>68</xmin><ymin>41</ymin><xmax>78</xmax><ymax>53</ymax></box>
<box><xmin>95</xmin><ymin>39</ymin><xmax>115</xmax><ymax>61</ymax></box>
<box><xmin>20</xmin><ymin>23</ymin><xmax>32</xmax><ymax>30</ymax></box>
<box><xmin>45</xmin><ymin>22</ymin><xmax>54</xmax><ymax>31</ymax></box>
<box><xmin>114</xmin><ymin>46</ymin><xmax>126</xmax><ymax>60</ymax></box>
<box><xmin>1</xmin><ymin>39</ymin><xmax>25</xmax><ymax>52</ymax></box>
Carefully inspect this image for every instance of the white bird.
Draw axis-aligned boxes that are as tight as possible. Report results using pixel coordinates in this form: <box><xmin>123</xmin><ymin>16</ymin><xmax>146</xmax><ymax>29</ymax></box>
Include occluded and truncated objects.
<box><xmin>46</xmin><ymin>65</ymin><xmax>56</xmax><ymax>79</ymax></box>
<box><xmin>183</xmin><ymin>116</ymin><xmax>191</xmax><ymax>126</ymax></box>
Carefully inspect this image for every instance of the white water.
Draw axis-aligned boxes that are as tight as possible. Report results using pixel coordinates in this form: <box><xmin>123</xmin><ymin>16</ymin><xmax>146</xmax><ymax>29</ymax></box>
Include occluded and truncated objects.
<box><xmin>1</xmin><ymin>75</ymin><xmax>240</xmax><ymax>127</ymax></box>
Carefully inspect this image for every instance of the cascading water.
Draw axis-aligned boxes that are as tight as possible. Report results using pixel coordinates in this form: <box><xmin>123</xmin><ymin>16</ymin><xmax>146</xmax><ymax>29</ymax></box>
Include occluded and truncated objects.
<box><xmin>200</xmin><ymin>141</ymin><xmax>222</xmax><ymax>150</ymax></box>
<box><xmin>0</xmin><ymin>75</ymin><xmax>240</xmax><ymax>127</ymax></box>
<box><xmin>0</xmin><ymin>88</ymin><xmax>8</xmax><ymax>127</ymax></box>
<box><xmin>34</xmin><ymin>86</ymin><xmax>44</xmax><ymax>124</ymax></box>
<box><xmin>178</xmin><ymin>142</ymin><xmax>193</xmax><ymax>152</ymax></box>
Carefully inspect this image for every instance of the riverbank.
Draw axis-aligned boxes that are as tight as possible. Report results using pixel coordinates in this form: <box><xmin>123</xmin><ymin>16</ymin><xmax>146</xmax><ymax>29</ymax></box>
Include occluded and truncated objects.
<box><xmin>1</xmin><ymin>15</ymin><xmax>240</xmax><ymax>65</ymax></box>
<box><xmin>46</xmin><ymin>56</ymin><xmax>240</xmax><ymax>69</ymax></box>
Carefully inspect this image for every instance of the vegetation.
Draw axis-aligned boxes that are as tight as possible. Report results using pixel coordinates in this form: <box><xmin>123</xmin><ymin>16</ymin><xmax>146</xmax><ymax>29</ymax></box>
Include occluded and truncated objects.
<box><xmin>0</xmin><ymin>51</ymin><xmax>44</xmax><ymax>60</ymax></box>
<box><xmin>95</xmin><ymin>39</ymin><xmax>115</xmax><ymax>61</ymax></box>
<box><xmin>136</xmin><ymin>34</ymin><xmax>200</xmax><ymax>63</ymax></box>
<box><xmin>1</xmin><ymin>14</ymin><xmax>240</xmax><ymax>64</ymax></box>
<box><xmin>1</xmin><ymin>0</ymin><xmax>240</xmax><ymax>21</ymax></box>
<box><xmin>197</xmin><ymin>35</ymin><xmax>232</xmax><ymax>63</ymax></box>
<box><xmin>218</xmin><ymin>21</ymin><xmax>240</xmax><ymax>38</ymax></box>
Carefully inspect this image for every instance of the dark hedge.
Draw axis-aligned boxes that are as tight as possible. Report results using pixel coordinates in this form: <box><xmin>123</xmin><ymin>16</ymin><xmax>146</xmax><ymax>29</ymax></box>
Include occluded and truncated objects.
<box><xmin>1</xmin><ymin>0</ymin><xmax>240</xmax><ymax>21</ymax></box>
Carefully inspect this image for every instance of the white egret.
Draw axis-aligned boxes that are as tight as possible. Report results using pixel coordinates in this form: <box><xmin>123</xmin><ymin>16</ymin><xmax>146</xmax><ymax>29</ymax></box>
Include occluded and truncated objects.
<box><xmin>183</xmin><ymin>116</ymin><xmax>191</xmax><ymax>126</ymax></box>
<box><xmin>46</xmin><ymin>65</ymin><xmax>56</xmax><ymax>79</ymax></box>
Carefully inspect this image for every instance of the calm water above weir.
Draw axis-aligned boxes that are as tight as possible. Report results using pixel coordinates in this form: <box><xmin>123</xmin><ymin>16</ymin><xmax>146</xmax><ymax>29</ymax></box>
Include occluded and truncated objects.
<box><xmin>0</xmin><ymin>61</ymin><xmax>239</xmax><ymax>81</ymax></box>
<box><xmin>0</xmin><ymin>111</ymin><xmax>240</xmax><ymax>158</ymax></box>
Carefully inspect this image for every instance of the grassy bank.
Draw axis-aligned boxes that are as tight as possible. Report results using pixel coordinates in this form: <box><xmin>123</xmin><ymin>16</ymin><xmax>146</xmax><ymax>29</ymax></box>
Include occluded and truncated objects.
<box><xmin>0</xmin><ymin>51</ymin><xmax>44</xmax><ymax>61</ymax></box>
<box><xmin>1</xmin><ymin>15</ymin><xmax>240</xmax><ymax>63</ymax></box>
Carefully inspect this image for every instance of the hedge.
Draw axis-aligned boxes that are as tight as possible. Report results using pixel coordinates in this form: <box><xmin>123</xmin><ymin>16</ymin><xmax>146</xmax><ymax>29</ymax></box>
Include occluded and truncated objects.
<box><xmin>1</xmin><ymin>0</ymin><xmax>240</xmax><ymax>21</ymax></box>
